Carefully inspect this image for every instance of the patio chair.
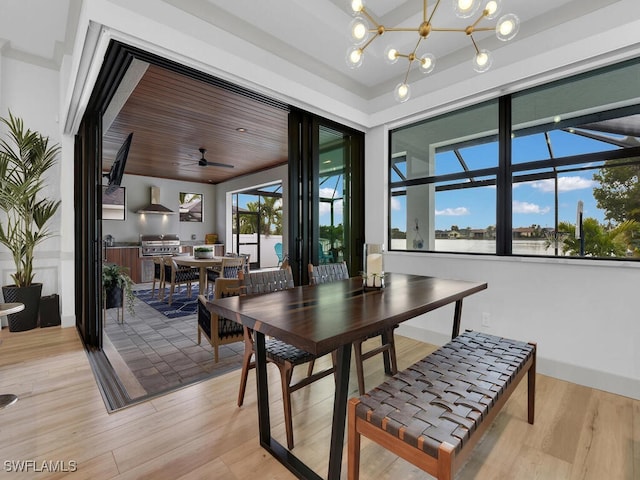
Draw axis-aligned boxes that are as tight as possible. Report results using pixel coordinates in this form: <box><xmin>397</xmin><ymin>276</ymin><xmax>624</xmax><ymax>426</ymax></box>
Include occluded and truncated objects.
<box><xmin>197</xmin><ymin>278</ymin><xmax>244</xmax><ymax>363</ymax></box>
<box><xmin>151</xmin><ymin>256</ymin><xmax>166</xmax><ymax>298</ymax></box>
<box><xmin>318</xmin><ymin>242</ymin><xmax>332</xmax><ymax>264</ymax></box>
<box><xmin>274</xmin><ymin>242</ymin><xmax>284</xmax><ymax>267</ymax></box>
<box><xmin>206</xmin><ymin>256</ymin><xmax>244</xmax><ymax>297</ymax></box>
<box><xmin>162</xmin><ymin>256</ymin><xmax>199</xmax><ymax>305</ymax></box>
<box><xmin>308</xmin><ymin>262</ymin><xmax>398</xmax><ymax>395</ymax></box>
<box><xmin>237</xmin><ymin>266</ymin><xmax>336</xmax><ymax>450</ymax></box>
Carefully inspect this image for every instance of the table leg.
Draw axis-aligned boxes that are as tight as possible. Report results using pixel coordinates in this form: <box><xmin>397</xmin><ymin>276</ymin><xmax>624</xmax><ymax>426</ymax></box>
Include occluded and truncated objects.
<box><xmin>199</xmin><ymin>267</ymin><xmax>207</xmax><ymax>296</ymax></box>
<box><xmin>254</xmin><ymin>331</ymin><xmax>323</xmax><ymax>480</ymax></box>
<box><xmin>452</xmin><ymin>299</ymin><xmax>463</xmax><ymax>339</ymax></box>
<box><xmin>381</xmin><ymin>330</ymin><xmax>392</xmax><ymax>374</ymax></box>
<box><xmin>327</xmin><ymin>343</ymin><xmax>352</xmax><ymax>480</ymax></box>
<box><xmin>254</xmin><ymin>332</ymin><xmax>271</xmax><ymax>445</ymax></box>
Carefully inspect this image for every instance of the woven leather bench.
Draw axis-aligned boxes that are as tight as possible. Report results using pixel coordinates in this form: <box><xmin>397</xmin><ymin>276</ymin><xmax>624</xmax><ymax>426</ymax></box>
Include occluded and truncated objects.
<box><xmin>348</xmin><ymin>330</ymin><xmax>536</xmax><ymax>480</ymax></box>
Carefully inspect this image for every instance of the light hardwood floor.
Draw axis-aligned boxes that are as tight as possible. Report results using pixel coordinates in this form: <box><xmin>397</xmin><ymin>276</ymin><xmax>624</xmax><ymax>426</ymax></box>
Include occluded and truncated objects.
<box><xmin>0</xmin><ymin>326</ymin><xmax>638</xmax><ymax>479</ymax></box>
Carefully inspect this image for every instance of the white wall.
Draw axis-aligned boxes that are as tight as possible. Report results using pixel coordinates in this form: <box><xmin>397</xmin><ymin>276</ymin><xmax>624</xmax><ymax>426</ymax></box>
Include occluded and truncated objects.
<box><xmin>103</xmin><ymin>174</ymin><xmax>217</xmax><ymax>244</ymax></box>
<box><xmin>0</xmin><ymin>57</ymin><xmax>68</xmax><ymax>325</ymax></box>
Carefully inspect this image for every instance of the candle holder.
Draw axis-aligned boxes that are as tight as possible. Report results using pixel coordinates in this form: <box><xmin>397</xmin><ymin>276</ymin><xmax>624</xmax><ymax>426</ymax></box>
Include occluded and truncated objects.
<box><xmin>362</xmin><ymin>243</ymin><xmax>384</xmax><ymax>291</ymax></box>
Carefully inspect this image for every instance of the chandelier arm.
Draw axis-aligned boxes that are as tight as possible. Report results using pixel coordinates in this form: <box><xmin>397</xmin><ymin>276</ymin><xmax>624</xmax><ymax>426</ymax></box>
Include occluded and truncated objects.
<box><xmin>360</xmin><ymin>33</ymin><xmax>380</xmax><ymax>52</ymax></box>
<box><xmin>360</xmin><ymin>8</ymin><xmax>380</xmax><ymax>29</ymax></box>
<box><xmin>469</xmin><ymin>10</ymin><xmax>490</xmax><ymax>30</ymax></box>
<box><xmin>384</xmin><ymin>27</ymin><xmax>421</xmax><ymax>33</ymax></box>
<box><xmin>469</xmin><ymin>34</ymin><xmax>480</xmax><ymax>54</ymax></box>
<box><xmin>410</xmin><ymin>36</ymin><xmax>424</xmax><ymax>58</ymax></box>
<box><xmin>431</xmin><ymin>27</ymin><xmax>469</xmax><ymax>32</ymax></box>
<box><xmin>402</xmin><ymin>60</ymin><xmax>412</xmax><ymax>84</ymax></box>
<box><xmin>428</xmin><ymin>0</ymin><xmax>442</xmax><ymax>24</ymax></box>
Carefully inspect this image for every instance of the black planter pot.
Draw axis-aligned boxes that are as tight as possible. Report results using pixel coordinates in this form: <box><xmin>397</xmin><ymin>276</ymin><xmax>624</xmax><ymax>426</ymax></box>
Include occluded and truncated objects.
<box><xmin>2</xmin><ymin>283</ymin><xmax>43</xmax><ymax>332</ymax></box>
<box><xmin>105</xmin><ymin>286</ymin><xmax>123</xmax><ymax>309</ymax></box>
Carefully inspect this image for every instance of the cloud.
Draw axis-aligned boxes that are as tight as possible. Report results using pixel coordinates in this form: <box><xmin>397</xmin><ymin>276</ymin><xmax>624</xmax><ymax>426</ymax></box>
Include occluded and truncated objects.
<box><xmin>390</xmin><ymin>197</ymin><xmax>402</xmax><ymax>211</ymax></box>
<box><xmin>435</xmin><ymin>207</ymin><xmax>469</xmax><ymax>216</ymax></box>
<box><xmin>513</xmin><ymin>200</ymin><xmax>550</xmax><ymax>214</ymax></box>
<box><xmin>531</xmin><ymin>176</ymin><xmax>595</xmax><ymax>193</ymax></box>
<box><xmin>319</xmin><ymin>187</ymin><xmax>343</xmax><ymax>216</ymax></box>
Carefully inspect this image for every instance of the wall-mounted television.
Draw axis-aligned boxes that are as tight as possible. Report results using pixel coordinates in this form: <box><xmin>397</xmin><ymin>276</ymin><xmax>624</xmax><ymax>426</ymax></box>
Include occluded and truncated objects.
<box><xmin>102</xmin><ymin>186</ymin><xmax>126</xmax><ymax>221</ymax></box>
<box><xmin>104</xmin><ymin>132</ymin><xmax>133</xmax><ymax>194</ymax></box>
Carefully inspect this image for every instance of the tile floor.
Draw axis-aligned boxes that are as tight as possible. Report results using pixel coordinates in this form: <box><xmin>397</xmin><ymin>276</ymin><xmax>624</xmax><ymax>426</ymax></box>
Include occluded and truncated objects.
<box><xmin>103</xmin><ymin>285</ymin><xmax>244</xmax><ymax>400</ymax></box>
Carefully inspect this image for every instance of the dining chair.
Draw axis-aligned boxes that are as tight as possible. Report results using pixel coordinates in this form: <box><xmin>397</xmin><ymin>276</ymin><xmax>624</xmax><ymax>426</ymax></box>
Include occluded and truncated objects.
<box><xmin>162</xmin><ymin>256</ymin><xmax>200</xmax><ymax>305</ymax></box>
<box><xmin>237</xmin><ymin>266</ymin><xmax>336</xmax><ymax>450</ymax></box>
<box><xmin>151</xmin><ymin>256</ymin><xmax>165</xmax><ymax>298</ymax></box>
<box><xmin>197</xmin><ymin>278</ymin><xmax>245</xmax><ymax>362</ymax></box>
<box><xmin>307</xmin><ymin>262</ymin><xmax>399</xmax><ymax>395</ymax></box>
<box><xmin>206</xmin><ymin>256</ymin><xmax>244</xmax><ymax>297</ymax></box>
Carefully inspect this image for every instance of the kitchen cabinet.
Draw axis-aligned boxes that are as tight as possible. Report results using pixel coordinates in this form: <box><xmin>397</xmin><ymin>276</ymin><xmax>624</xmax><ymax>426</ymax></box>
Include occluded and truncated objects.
<box><xmin>105</xmin><ymin>247</ymin><xmax>142</xmax><ymax>283</ymax></box>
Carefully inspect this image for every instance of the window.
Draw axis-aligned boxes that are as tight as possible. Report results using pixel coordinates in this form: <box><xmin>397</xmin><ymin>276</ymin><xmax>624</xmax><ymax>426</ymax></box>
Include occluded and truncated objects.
<box><xmin>390</xmin><ymin>101</ymin><xmax>499</xmax><ymax>254</ymax></box>
<box><xmin>389</xmin><ymin>58</ymin><xmax>640</xmax><ymax>260</ymax></box>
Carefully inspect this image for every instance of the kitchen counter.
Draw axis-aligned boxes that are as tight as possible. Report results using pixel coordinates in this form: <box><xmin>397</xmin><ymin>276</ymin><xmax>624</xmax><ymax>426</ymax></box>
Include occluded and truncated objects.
<box><xmin>107</xmin><ymin>242</ymin><xmax>140</xmax><ymax>248</ymax></box>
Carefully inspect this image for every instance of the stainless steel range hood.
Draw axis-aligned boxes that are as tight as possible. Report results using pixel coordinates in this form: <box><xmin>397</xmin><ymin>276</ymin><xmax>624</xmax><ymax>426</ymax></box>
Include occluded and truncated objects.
<box><xmin>137</xmin><ymin>186</ymin><xmax>176</xmax><ymax>214</ymax></box>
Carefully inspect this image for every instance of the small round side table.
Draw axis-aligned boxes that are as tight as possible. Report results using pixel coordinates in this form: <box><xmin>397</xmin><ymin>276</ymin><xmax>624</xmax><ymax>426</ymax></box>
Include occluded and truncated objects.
<box><xmin>0</xmin><ymin>302</ymin><xmax>25</xmax><ymax>409</ymax></box>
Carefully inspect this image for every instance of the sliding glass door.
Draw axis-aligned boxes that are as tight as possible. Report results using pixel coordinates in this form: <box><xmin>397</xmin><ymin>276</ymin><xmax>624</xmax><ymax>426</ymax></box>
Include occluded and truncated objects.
<box><xmin>288</xmin><ymin>111</ymin><xmax>364</xmax><ymax>285</ymax></box>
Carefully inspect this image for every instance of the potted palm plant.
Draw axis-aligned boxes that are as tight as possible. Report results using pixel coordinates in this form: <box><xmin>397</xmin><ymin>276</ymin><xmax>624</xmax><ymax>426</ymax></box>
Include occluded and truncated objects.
<box><xmin>102</xmin><ymin>263</ymin><xmax>135</xmax><ymax>316</ymax></box>
<box><xmin>0</xmin><ymin>112</ymin><xmax>61</xmax><ymax>331</ymax></box>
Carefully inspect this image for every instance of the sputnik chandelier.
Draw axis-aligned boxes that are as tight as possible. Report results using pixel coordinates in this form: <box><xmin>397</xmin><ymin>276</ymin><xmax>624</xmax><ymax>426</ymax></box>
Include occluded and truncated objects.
<box><xmin>346</xmin><ymin>0</ymin><xmax>520</xmax><ymax>102</ymax></box>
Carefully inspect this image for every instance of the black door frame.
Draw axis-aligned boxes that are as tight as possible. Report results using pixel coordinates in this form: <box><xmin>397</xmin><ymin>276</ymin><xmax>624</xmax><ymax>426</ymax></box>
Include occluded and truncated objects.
<box><xmin>287</xmin><ymin>110</ymin><xmax>365</xmax><ymax>285</ymax></box>
<box><xmin>75</xmin><ymin>40</ymin><xmax>364</xmax><ymax>345</ymax></box>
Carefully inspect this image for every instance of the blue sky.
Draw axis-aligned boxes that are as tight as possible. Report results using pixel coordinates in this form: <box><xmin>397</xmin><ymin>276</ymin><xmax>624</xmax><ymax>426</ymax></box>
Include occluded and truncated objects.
<box><xmin>391</xmin><ymin>130</ymin><xmax>617</xmax><ymax>231</ymax></box>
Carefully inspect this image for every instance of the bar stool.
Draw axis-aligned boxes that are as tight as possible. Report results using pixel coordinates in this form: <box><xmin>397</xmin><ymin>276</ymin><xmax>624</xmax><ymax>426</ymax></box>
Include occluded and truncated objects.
<box><xmin>0</xmin><ymin>302</ymin><xmax>25</xmax><ymax>409</ymax></box>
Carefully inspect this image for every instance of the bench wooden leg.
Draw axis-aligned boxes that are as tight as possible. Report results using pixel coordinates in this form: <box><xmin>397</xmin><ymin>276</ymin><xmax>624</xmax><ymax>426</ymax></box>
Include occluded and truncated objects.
<box><xmin>437</xmin><ymin>442</ymin><xmax>455</xmax><ymax>480</ymax></box>
<box><xmin>348</xmin><ymin>398</ymin><xmax>361</xmax><ymax>480</ymax></box>
<box><xmin>528</xmin><ymin>342</ymin><xmax>537</xmax><ymax>424</ymax></box>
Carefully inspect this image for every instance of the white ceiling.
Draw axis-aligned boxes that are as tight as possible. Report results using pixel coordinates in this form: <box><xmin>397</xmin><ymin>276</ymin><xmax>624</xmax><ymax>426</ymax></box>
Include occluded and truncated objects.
<box><xmin>0</xmin><ymin>0</ymin><xmax>606</xmax><ymax>99</ymax></box>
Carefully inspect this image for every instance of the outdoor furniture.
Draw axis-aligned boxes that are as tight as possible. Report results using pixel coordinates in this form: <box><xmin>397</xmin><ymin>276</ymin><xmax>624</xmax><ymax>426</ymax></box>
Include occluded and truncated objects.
<box><xmin>318</xmin><ymin>242</ymin><xmax>332</xmax><ymax>264</ymax></box>
<box><xmin>197</xmin><ymin>279</ymin><xmax>244</xmax><ymax>363</ymax></box>
<box><xmin>172</xmin><ymin>255</ymin><xmax>224</xmax><ymax>294</ymax></box>
<box><xmin>163</xmin><ymin>256</ymin><xmax>199</xmax><ymax>305</ymax></box>
<box><xmin>274</xmin><ymin>242</ymin><xmax>284</xmax><ymax>267</ymax></box>
<box><xmin>151</xmin><ymin>256</ymin><xmax>166</xmax><ymax>298</ymax></box>
<box><xmin>308</xmin><ymin>262</ymin><xmax>398</xmax><ymax>395</ymax></box>
<box><xmin>206</xmin><ymin>273</ymin><xmax>487</xmax><ymax>480</ymax></box>
<box><xmin>348</xmin><ymin>330</ymin><xmax>536</xmax><ymax>480</ymax></box>
<box><xmin>237</xmin><ymin>266</ymin><xmax>336</xmax><ymax>450</ymax></box>
<box><xmin>206</xmin><ymin>256</ymin><xmax>244</xmax><ymax>297</ymax></box>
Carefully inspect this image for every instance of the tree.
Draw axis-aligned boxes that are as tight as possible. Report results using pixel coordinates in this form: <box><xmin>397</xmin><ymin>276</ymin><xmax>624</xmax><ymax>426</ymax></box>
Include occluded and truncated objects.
<box><xmin>592</xmin><ymin>160</ymin><xmax>640</xmax><ymax>223</ymax></box>
<box><xmin>260</xmin><ymin>196</ymin><xmax>282</xmax><ymax>236</ymax></box>
<box><xmin>556</xmin><ymin>218</ymin><xmax>638</xmax><ymax>257</ymax></box>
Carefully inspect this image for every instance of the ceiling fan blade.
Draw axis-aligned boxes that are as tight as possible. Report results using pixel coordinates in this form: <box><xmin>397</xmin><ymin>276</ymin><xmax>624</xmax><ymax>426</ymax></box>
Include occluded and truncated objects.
<box><xmin>205</xmin><ymin>161</ymin><xmax>234</xmax><ymax>168</ymax></box>
<box><xmin>198</xmin><ymin>147</ymin><xmax>234</xmax><ymax>168</ymax></box>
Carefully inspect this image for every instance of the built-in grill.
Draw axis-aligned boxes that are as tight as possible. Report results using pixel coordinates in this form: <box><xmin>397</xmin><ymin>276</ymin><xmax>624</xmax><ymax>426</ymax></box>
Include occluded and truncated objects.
<box><xmin>140</xmin><ymin>234</ymin><xmax>181</xmax><ymax>256</ymax></box>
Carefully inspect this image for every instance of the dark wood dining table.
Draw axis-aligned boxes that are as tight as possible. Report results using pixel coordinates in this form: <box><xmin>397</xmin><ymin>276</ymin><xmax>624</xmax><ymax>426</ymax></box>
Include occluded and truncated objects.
<box><xmin>208</xmin><ymin>272</ymin><xmax>487</xmax><ymax>480</ymax></box>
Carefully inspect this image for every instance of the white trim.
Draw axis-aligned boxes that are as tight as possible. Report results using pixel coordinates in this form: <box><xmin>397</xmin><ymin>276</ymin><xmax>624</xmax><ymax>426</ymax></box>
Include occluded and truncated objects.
<box><xmin>397</xmin><ymin>324</ymin><xmax>640</xmax><ymax>400</ymax></box>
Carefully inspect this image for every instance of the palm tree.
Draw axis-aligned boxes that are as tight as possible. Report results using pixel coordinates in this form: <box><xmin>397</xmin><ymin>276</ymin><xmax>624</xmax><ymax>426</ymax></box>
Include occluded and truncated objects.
<box><xmin>555</xmin><ymin>218</ymin><xmax>639</xmax><ymax>257</ymax></box>
<box><xmin>0</xmin><ymin>112</ymin><xmax>61</xmax><ymax>287</ymax></box>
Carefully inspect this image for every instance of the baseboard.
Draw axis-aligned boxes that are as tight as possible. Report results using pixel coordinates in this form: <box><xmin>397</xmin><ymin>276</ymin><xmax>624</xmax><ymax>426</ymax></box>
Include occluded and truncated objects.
<box><xmin>396</xmin><ymin>324</ymin><xmax>640</xmax><ymax>401</ymax></box>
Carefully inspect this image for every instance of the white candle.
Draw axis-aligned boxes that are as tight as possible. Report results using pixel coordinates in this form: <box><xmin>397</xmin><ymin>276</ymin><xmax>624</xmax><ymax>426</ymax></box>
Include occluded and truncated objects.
<box><xmin>366</xmin><ymin>253</ymin><xmax>382</xmax><ymax>287</ymax></box>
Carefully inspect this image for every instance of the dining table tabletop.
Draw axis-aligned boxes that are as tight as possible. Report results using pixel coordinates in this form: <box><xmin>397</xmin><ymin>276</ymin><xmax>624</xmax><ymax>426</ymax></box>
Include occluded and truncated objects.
<box><xmin>172</xmin><ymin>255</ymin><xmax>224</xmax><ymax>293</ymax></box>
<box><xmin>207</xmin><ymin>272</ymin><xmax>487</xmax><ymax>480</ymax></box>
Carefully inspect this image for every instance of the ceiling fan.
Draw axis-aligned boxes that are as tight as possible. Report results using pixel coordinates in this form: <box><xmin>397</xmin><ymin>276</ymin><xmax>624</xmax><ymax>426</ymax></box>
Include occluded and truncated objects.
<box><xmin>198</xmin><ymin>148</ymin><xmax>234</xmax><ymax>168</ymax></box>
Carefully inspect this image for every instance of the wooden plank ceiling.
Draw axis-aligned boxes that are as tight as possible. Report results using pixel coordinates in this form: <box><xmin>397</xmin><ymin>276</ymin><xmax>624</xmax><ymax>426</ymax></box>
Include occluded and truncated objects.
<box><xmin>102</xmin><ymin>64</ymin><xmax>290</xmax><ymax>185</ymax></box>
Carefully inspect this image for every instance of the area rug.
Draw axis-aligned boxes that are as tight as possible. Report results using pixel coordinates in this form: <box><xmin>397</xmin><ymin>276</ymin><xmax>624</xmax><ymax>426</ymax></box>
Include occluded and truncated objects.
<box><xmin>133</xmin><ymin>286</ymin><xmax>201</xmax><ymax>319</ymax></box>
